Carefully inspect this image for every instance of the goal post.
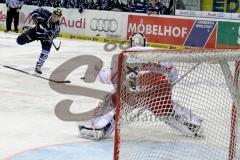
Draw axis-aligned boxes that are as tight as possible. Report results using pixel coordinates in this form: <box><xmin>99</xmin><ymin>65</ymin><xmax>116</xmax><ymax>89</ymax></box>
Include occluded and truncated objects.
<box><xmin>114</xmin><ymin>48</ymin><xmax>240</xmax><ymax>160</ymax></box>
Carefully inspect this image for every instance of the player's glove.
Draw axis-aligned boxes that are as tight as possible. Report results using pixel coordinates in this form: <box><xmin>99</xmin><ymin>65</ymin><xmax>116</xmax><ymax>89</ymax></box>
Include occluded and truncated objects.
<box><xmin>39</xmin><ymin>21</ymin><xmax>50</xmax><ymax>30</ymax></box>
<box><xmin>44</xmin><ymin>30</ymin><xmax>55</xmax><ymax>41</ymax></box>
<box><xmin>33</xmin><ymin>17</ymin><xmax>50</xmax><ymax>30</ymax></box>
<box><xmin>32</xmin><ymin>18</ymin><xmax>38</xmax><ymax>25</ymax></box>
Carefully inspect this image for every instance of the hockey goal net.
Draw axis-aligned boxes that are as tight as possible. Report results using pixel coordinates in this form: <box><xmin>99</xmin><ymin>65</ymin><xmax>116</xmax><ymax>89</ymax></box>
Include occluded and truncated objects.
<box><xmin>114</xmin><ymin>48</ymin><xmax>240</xmax><ymax>160</ymax></box>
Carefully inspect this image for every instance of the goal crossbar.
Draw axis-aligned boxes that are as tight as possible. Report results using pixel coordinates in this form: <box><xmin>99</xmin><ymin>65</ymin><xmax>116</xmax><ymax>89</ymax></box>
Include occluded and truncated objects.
<box><xmin>125</xmin><ymin>49</ymin><xmax>240</xmax><ymax>63</ymax></box>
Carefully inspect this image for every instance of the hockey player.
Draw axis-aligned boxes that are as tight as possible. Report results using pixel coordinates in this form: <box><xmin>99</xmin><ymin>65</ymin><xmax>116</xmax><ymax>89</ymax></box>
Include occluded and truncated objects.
<box><xmin>61</xmin><ymin>0</ymin><xmax>75</xmax><ymax>8</ymax></box>
<box><xmin>76</xmin><ymin>0</ymin><xmax>93</xmax><ymax>13</ymax></box>
<box><xmin>16</xmin><ymin>8</ymin><xmax>62</xmax><ymax>74</ymax></box>
<box><xmin>129</xmin><ymin>0</ymin><xmax>149</xmax><ymax>13</ymax></box>
<box><xmin>79</xmin><ymin>33</ymin><xmax>203</xmax><ymax>140</ymax></box>
<box><xmin>93</xmin><ymin>0</ymin><xmax>112</xmax><ymax>10</ymax></box>
<box><xmin>110</xmin><ymin>0</ymin><xmax>131</xmax><ymax>12</ymax></box>
<box><xmin>147</xmin><ymin>0</ymin><xmax>167</xmax><ymax>15</ymax></box>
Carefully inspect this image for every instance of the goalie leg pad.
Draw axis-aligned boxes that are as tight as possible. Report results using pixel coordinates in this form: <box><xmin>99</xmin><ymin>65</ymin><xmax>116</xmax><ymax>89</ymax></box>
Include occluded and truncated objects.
<box><xmin>79</xmin><ymin>110</ymin><xmax>115</xmax><ymax>140</ymax></box>
<box><xmin>165</xmin><ymin>102</ymin><xmax>203</xmax><ymax>137</ymax></box>
<box><xmin>79</xmin><ymin>126</ymin><xmax>105</xmax><ymax>140</ymax></box>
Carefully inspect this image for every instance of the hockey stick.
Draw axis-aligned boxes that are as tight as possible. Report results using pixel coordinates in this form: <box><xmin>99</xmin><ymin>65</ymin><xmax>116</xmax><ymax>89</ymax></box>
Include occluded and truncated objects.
<box><xmin>1</xmin><ymin>64</ymin><xmax>71</xmax><ymax>83</ymax></box>
<box><xmin>52</xmin><ymin>40</ymin><xmax>61</xmax><ymax>51</ymax></box>
<box><xmin>43</xmin><ymin>29</ymin><xmax>61</xmax><ymax>51</ymax></box>
<box><xmin>47</xmin><ymin>35</ymin><xmax>61</xmax><ymax>51</ymax></box>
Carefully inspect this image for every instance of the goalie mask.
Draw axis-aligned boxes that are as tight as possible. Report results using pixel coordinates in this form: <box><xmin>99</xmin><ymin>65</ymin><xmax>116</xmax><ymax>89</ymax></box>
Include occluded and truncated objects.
<box><xmin>129</xmin><ymin>33</ymin><xmax>146</xmax><ymax>47</ymax></box>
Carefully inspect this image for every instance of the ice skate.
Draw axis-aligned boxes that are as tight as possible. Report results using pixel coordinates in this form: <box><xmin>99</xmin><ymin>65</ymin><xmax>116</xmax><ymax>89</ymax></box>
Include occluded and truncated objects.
<box><xmin>35</xmin><ymin>63</ymin><xmax>42</xmax><ymax>74</ymax></box>
<box><xmin>166</xmin><ymin>102</ymin><xmax>204</xmax><ymax>138</ymax></box>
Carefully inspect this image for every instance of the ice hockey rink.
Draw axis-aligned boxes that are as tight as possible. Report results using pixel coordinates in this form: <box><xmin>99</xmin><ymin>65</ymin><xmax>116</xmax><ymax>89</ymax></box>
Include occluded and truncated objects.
<box><xmin>0</xmin><ymin>32</ymin><xmax>117</xmax><ymax>160</ymax></box>
<box><xmin>1</xmin><ymin>32</ymin><xmax>239</xmax><ymax>160</ymax></box>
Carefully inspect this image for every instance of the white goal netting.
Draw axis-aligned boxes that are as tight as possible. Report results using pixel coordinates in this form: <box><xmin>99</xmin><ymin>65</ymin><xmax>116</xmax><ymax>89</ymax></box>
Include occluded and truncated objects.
<box><xmin>114</xmin><ymin>49</ymin><xmax>240</xmax><ymax>160</ymax></box>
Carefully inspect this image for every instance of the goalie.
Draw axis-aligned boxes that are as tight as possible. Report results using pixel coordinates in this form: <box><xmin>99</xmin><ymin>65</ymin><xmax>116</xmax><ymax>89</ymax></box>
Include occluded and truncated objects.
<box><xmin>79</xmin><ymin>33</ymin><xmax>203</xmax><ymax>140</ymax></box>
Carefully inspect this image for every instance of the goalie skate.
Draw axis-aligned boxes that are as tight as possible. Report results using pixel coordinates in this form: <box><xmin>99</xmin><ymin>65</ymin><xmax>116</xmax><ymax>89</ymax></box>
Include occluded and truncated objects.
<box><xmin>79</xmin><ymin>125</ymin><xmax>105</xmax><ymax>140</ymax></box>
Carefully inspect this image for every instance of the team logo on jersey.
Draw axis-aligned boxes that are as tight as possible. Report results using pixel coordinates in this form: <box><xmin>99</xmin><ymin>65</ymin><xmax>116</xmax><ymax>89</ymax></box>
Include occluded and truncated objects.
<box><xmin>125</xmin><ymin>65</ymin><xmax>139</xmax><ymax>92</ymax></box>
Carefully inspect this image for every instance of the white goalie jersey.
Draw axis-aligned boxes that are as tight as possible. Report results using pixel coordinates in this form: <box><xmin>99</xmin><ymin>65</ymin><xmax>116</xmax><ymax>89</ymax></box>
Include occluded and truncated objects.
<box><xmin>97</xmin><ymin>47</ymin><xmax>178</xmax><ymax>86</ymax></box>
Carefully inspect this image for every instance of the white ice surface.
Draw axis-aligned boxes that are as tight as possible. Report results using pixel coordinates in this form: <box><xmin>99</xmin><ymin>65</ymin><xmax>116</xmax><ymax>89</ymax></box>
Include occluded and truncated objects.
<box><xmin>1</xmin><ymin>32</ymin><xmax>239</xmax><ymax>160</ymax></box>
<box><xmin>0</xmin><ymin>32</ymin><xmax>119</xmax><ymax>160</ymax></box>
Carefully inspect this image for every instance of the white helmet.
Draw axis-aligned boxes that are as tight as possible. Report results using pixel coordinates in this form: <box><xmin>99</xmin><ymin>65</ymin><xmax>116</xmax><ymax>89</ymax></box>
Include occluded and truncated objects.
<box><xmin>129</xmin><ymin>33</ymin><xmax>146</xmax><ymax>47</ymax></box>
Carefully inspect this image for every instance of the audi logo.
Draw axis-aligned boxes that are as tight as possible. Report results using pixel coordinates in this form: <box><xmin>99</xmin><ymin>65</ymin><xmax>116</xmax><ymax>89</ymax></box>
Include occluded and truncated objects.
<box><xmin>90</xmin><ymin>18</ymin><xmax>118</xmax><ymax>32</ymax></box>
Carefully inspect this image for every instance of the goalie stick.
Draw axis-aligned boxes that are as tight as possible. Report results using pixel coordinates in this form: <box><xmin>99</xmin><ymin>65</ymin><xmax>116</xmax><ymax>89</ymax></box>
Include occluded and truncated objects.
<box><xmin>1</xmin><ymin>64</ymin><xmax>71</xmax><ymax>84</ymax></box>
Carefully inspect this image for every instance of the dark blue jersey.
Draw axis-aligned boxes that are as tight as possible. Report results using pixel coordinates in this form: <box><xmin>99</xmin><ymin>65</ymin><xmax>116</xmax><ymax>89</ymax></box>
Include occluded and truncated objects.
<box><xmin>155</xmin><ymin>2</ymin><xmax>167</xmax><ymax>15</ymax></box>
<box><xmin>94</xmin><ymin>0</ymin><xmax>111</xmax><ymax>10</ymax></box>
<box><xmin>129</xmin><ymin>0</ymin><xmax>148</xmax><ymax>13</ymax></box>
<box><xmin>74</xmin><ymin>0</ymin><xmax>93</xmax><ymax>9</ymax></box>
<box><xmin>61</xmin><ymin>0</ymin><xmax>75</xmax><ymax>8</ymax></box>
<box><xmin>31</xmin><ymin>8</ymin><xmax>60</xmax><ymax>40</ymax></box>
<box><xmin>31</xmin><ymin>8</ymin><xmax>52</xmax><ymax>24</ymax></box>
<box><xmin>78</xmin><ymin>0</ymin><xmax>90</xmax><ymax>8</ymax></box>
<box><xmin>147</xmin><ymin>1</ymin><xmax>167</xmax><ymax>15</ymax></box>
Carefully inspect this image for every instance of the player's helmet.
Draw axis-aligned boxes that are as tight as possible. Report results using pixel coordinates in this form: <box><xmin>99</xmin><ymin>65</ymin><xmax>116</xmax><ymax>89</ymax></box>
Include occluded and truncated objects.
<box><xmin>53</xmin><ymin>8</ymin><xmax>62</xmax><ymax>17</ymax></box>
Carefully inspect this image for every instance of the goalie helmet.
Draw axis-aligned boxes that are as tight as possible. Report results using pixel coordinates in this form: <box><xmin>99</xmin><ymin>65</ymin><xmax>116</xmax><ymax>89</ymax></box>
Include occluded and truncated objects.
<box><xmin>129</xmin><ymin>33</ymin><xmax>146</xmax><ymax>47</ymax></box>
